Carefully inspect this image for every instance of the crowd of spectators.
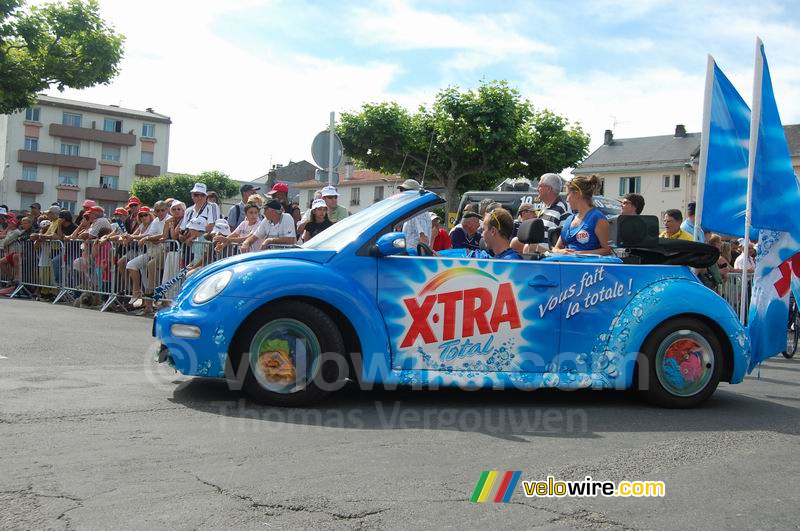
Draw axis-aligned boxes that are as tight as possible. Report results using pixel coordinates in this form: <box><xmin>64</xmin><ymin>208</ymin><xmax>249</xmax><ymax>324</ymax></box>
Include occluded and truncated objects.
<box><xmin>0</xmin><ymin>180</ymin><xmax>351</xmax><ymax>313</ymax></box>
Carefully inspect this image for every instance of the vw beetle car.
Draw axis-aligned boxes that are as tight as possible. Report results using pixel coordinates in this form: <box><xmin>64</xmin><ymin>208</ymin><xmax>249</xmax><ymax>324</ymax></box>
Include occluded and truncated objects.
<box><xmin>153</xmin><ymin>190</ymin><xmax>752</xmax><ymax>408</ymax></box>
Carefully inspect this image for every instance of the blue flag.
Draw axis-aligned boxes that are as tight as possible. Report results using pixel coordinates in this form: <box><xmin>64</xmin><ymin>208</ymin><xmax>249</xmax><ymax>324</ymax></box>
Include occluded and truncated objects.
<box><xmin>745</xmin><ymin>40</ymin><xmax>800</xmax><ymax>368</ymax></box>
<box><xmin>697</xmin><ymin>60</ymin><xmax>755</xmax><ymax>239</ymax></box>
<box><xmin>750</xmin><ymin>42</ymin><xmax>800</xmax><ymax>236</ymax></box>
<box><xmin>746</xmin><ymin>230</ymin><xmax>799</xmax><ymax>370</ymax></box>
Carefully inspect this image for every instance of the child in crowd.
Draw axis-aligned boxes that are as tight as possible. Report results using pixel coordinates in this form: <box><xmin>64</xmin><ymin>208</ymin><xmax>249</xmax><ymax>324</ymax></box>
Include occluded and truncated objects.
<box><xmin>184</xmin><ymin>217</ymin><xmax>210</xmax><ymax>277</ymax></box>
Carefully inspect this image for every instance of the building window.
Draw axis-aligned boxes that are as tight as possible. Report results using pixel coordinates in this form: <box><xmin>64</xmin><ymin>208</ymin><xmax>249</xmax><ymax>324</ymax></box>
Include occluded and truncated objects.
<box><xmin>100</xmin><ymin>175</ymin><xmax>119</xmax><ymax>189</ymax></box>
<box><xmin>24</xmin><ymin>136</ymin><xmax>38</xmax><ymax>151</ymax></box>
<box><xmin>597</xmin><ymin>178</ymin><xmax>605</xmax><ymax>196</ymax></box>
<box><xmin>22</xmin><ymin>165</ymin><xmax>37</xmax><ymax>181</ymax></box>
<box><xmin>62</xmin><ymin>112</ymin><xmax>82</xmax><ymax>127</ymax></box>
<box><xmin>101</xmin><ymin>145</ymin><xmax>121</xmax><ymax>162</ymax></box>
<box><xmin>57</xmin><ymin>200</ymin><xmax>77</xmax><ymax>214</ymax></box>
<box><xmin>58</xmin><ymin>169</ymin><xmax>78</xmax><ymax>186</ymax></box>
<box><xmin>60</xmin><ymin>142</ymin><xmax>80</xmax><ymax>157</ymax></box>
<box><xmin>662</xmin><ymin>174</ymin><xmax>681</xmax><ymax>190</ymax></box>
<box><xmin>140</xmin><ymin>151</ymin><xmax>154</xmax><ymax>164</ymax></box>
<box><xmin>142</xmin><ymin>123</ymin><xmax>155</xmax><ymax>138</ymax></box>
<box><xmin>619</xmin><ymin>176</ymin><xmax>641</xmax><ymax>196</ymax></box>
<box><xmin>25</xmin><ymin>107</ymin><xmax>40</xmax><ymax>122</ymax></box>
<box><xmin>350</xmin><ymin>187</ymin><xmax>360</xmax><ymax>206</ymax></box>
<box><xmin>104</xmin><ymin>118</ymin><xmax>123</xmax><ymax>133</ymax></box>
<box><xmin>374</xmin><ymin>185</ymin><xmax>385</xmax><ymax>203</ymax></box>
<box><xmin>21</xmin><ymin>193</ymin><xmax>36</xmax><ymax>208</ymax></box>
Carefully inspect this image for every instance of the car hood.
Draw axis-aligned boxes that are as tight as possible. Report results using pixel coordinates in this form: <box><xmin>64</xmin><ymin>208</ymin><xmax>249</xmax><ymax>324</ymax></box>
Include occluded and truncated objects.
<box><xmin>179</xmin><ymin>248</ymin><xmax>337</xmax><ymax>293</ymax></box>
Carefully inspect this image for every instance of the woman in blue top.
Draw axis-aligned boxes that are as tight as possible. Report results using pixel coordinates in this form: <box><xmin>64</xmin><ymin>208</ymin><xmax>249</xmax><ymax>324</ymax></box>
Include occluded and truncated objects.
<box><xmin>554</xmin><ymin>175</ymin><xmax>611</xmax><ymax>255</ymax></box>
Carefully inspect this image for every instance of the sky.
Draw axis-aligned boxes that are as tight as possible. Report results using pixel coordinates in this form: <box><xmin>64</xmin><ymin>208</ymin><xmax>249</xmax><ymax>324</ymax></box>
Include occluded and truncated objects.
<box><xmin>43</xmin><ymin>0</ymin><xmax>800</xmax><ymax>182</ymax></box>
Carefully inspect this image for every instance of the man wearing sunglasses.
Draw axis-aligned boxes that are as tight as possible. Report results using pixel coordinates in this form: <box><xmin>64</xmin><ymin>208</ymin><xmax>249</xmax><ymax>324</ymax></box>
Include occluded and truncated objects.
<box><xmin>179</xmin><ymin>182</ymin><xmax>220</xmax><ymax>232</ymax></box>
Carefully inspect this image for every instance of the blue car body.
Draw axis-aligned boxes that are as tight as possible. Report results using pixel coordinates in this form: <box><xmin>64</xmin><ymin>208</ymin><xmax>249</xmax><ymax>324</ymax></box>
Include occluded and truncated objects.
<box><xmin>154</xmin><ymin>191</ymin><xmax>751</xmax><ymax>393</ymax></box>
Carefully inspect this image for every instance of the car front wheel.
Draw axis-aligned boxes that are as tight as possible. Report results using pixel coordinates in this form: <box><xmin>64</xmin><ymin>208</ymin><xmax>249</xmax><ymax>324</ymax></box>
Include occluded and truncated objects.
<box><xmin>231</xmin><ymin>301</ymin><xmax>347</xmax><ymax>407</ymax></box>
<box><xmin>638</xmin><ymin>317</ymin><xmax>723</xmax><ymax>408</ymax></box>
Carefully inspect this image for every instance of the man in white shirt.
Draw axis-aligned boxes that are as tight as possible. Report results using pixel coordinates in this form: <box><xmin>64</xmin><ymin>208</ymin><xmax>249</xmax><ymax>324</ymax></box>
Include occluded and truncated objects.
<box><xmin>241</xmin><ymin>199</ymin><xmax>297</xmax><ymax>252</ymax></box>
<box><xmin>180</xmin><ymin>182</ymin><xmax>220</xmax><ymax>231</ymax></box>
<box><xmin>397</xmin><ymin>179</ymin><xmax>431</xmax><ymax>248</ymax></box>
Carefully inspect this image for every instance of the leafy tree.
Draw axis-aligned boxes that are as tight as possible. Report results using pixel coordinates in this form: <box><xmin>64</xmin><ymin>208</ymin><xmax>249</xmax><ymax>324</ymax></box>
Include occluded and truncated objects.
<box><xmin>130</xmin><ymin>171</ymin><xmax>239</xmax><ymax>207</ymax></box>
<box><xmin>0</xmin><ymin>0</ymin><xmax>125</xmax><ymax>114</ymax></box>
<box><xmin>338</xmin><ymin>81</ymin><xmax>590</xmax><ymax>213</ymax></box>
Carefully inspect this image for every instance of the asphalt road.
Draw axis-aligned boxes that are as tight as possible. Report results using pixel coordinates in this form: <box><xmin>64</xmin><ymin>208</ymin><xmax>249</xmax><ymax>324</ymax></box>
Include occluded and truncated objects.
<box><xmin>1</xmin><ymin>298</ymin><xmax>799</xmax><ymax>530</ymax></box>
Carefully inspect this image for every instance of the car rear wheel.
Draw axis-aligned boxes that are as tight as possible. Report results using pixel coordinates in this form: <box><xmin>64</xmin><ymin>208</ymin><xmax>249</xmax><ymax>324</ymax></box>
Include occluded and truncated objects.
<box><xmin>231</xmin><ymin>301</ymin><xmax>346</xmax><ymax>406</ymax></box>
<box><xmin>639</xmin><ymin>318</ymin><xmax>723</xmax><ymax>408</ymax></box>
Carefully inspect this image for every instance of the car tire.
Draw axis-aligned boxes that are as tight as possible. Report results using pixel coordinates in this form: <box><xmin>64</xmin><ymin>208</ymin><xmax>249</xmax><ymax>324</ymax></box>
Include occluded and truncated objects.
<box><xmin>638</xmin><ymin>317</ymin><xmax>723</xmax><ymax>408</ymax></box>
<box><xmin>231</xmin><ymin>301</ymin><xmax>347</xmax><ymax>407</ymax></box>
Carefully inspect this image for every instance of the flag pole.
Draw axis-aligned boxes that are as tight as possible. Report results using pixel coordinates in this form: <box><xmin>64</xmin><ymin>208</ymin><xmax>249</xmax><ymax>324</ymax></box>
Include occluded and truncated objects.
<box><xmin>741</xmin><ymin>37</ymin><xmax>764</xmax><ymax>324</ymax></box>
<box><xmin>694</xmin><ymin>55</ymin><xmax>715</xmax><ymax>241</ymax></box>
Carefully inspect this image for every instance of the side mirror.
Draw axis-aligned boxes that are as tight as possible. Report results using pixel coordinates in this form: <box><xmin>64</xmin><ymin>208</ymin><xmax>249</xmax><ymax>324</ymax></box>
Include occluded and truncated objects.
<box><xmin>370</xmin><ymin>232</ymin><xmax>407</xmax><ymax>257</ymax></box>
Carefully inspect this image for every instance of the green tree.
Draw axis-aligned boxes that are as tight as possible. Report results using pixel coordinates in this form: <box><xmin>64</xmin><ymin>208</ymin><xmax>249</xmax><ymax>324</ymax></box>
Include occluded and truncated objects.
<box><xmin>0</xmin><ymin>0</ymin><xmax>125</xmax><ymax>114</ymax></box>
<box><xmin>338</xmin><ymin>81</ymin><xmax>590</xmax><ymax>213</ymax></box>
<box><xmin>130</xmin><ymin>171</ymin><xmax>239</xmax><ymax>207</ymax></box>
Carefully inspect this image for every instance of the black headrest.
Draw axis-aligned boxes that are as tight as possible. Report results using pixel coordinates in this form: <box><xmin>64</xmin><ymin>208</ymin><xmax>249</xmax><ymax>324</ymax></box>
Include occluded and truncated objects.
<box><xmin>613</xmin><ymin>215</ymin><xmax>660</xmax><ymax>248</ymax></box>
<box><xmin>517</xmin><ymin>218</ymin><xmax>546</xmax><ymax>244</ymax></box>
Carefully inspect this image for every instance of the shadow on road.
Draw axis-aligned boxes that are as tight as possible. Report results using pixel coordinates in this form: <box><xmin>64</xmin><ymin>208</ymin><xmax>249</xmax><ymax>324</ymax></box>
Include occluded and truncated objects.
<box><xmin>168</xmin><ymin>359</ymin><xmax>800</xmax><ymax>441</ymax></box>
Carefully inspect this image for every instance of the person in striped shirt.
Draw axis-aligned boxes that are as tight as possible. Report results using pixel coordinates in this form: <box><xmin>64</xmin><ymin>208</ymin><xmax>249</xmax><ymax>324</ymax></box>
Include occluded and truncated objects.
<box><xmin>511</xmin><ymin>173</ymin><xmax>570</xmax><ymax>254</ymax></box>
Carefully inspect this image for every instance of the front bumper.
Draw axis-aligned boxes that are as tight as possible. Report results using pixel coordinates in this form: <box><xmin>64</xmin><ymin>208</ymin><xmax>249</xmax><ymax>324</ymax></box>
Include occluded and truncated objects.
<box><xmin>152</xmin><ymin>304</ymin><xmax>231</xmax><ymax>378</ymax></box>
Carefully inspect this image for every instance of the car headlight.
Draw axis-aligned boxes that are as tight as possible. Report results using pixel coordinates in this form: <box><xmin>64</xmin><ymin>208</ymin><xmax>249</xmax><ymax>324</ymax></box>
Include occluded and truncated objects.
<box><xmin>192</xmin><ymin>270</ymin><xmax>233</xmax><ymax>304</ymax></box>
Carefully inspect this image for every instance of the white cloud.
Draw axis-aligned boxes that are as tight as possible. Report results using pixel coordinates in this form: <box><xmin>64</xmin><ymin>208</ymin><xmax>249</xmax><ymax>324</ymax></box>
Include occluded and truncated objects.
<box><xmin>47</xmin><ymin>0</ymin><xmax>408</xmax><ymax>181</ymax></box>
<box><xmin>348</xmin><ymin>0</ymin><xmax>554</xmax><ymax>56</ymax></box>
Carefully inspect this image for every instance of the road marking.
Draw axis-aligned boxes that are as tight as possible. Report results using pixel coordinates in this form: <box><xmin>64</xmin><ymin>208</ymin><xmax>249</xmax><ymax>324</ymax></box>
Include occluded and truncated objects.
<box><xmin>0</xmin><ymin>355</ymin><xmax>7</xmax><ymax>359</ymax></box>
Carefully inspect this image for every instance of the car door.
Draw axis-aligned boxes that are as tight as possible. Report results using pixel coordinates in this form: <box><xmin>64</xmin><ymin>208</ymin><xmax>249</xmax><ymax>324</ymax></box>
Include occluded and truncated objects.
<box><xmin>376</xmin><ymin>254</ymin><xmax>561</xmax><ymax>372</ymax></box>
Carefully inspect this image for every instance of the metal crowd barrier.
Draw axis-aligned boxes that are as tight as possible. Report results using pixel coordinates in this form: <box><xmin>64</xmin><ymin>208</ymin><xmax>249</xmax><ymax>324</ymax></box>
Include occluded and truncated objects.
<box><xmin>4</xmin><ymin>239</ymin><xmax>64</xmax><ymax>299</ymax></box>
<box><xmin>720</xmin><ymin>271</ymin><xmax>752</xmax><ymax>317</ymax></box>
<box><xmin>2</xmin><ymin>235</ymin><xmax>242</xmax><ymax>312</ymax></box>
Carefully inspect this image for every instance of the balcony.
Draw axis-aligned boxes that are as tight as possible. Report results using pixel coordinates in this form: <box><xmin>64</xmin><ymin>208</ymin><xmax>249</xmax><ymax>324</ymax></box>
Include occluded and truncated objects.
<box><xmin>135</xmin><ymin>163</ymin><xmax>161</xmax><ymax>177</ymax></box>
<box><xmin>18</xmin><ymin>149</ymin><xmax>96</xmax><ymax>170</ymax></box>
<box><xmin>85</xmin><ymin>186</ymin><xmax>130</xmax><ymax>202</ymax></box>
<box><xmin>49</xmin><ymin>123</ymin><xmax>136</xmax><ymax>146</ymax></box>
<box><xmin>16</xmin><ymin>180</ymin><xmax>44</xmax><ymax>194</ymax></box>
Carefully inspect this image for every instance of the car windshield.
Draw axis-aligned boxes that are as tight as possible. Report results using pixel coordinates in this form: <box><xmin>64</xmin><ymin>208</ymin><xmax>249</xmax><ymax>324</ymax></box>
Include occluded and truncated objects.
<box><xmin>302</xmin><ymin>192</ymin><xmax>425</xmax><ymax>251</ymax></box>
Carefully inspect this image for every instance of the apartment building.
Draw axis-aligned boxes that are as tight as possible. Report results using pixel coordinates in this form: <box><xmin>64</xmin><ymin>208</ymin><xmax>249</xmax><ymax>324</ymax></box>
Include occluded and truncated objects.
<box><xmin>0</xmin><ymin>94</ymin><xmax>171</xmax><ymax>214</ymax></box>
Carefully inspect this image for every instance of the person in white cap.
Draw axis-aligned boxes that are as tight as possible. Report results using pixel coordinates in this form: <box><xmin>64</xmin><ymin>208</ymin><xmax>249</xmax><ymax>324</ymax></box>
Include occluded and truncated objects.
<box><xmin>397</xmin><ymin>179</ymin><xmax>430</xmax><ymax>248</ymax></box>
<box><xmin>320</xmin><ymin>185</ymin><xmax>349</xmax><ymax>223</ymax></box>
<box><xmin>180</xmin><ymin>182</ymin><xmax>220</xmax><ymax>232</ymax></box>
<box><xmin>301</xmin><ymin>198</ymin><xmax>333</xmax><ymax>242</ymax></box>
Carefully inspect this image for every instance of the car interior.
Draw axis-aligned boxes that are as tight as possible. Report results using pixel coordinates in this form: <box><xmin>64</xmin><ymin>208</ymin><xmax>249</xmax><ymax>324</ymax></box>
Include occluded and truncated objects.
<box><xmin>516</xmin><ymin>215</ymin><xmax>720</xmax><ymax>267</ymax></box>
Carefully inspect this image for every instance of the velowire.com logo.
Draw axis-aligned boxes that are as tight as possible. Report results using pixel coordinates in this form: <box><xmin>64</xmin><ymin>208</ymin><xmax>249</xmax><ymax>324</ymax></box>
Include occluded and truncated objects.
<box><xmin>469</xmin><ymin>471</ymin><xmax>522</xmax><ymax>503</ymax></box>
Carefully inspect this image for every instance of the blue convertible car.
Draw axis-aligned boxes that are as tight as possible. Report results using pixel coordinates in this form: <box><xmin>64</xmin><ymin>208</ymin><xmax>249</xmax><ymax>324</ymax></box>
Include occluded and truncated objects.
<box><xmin>153</xmin><ymin>191</ymin><xmax>751</xmax><ymax>408</ymax></box>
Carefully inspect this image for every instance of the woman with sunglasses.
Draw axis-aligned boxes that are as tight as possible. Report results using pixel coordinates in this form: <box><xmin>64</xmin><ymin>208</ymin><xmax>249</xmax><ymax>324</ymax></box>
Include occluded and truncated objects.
<box><xmin>553</xmin><ymin>175</ymin><xmax>611</xmax><ymax>256</ymax></box>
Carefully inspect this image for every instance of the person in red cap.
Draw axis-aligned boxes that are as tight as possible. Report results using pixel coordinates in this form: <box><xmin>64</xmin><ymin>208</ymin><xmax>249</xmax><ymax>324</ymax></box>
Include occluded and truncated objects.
<box><xmin>270</xmin><ymin>182</ymin><xmax>301</xmax><ymax>228</ymax></box>
<box><xmin>76</xmin><ymin>206</ymin><xmax>112</xmax><ymax>240</ymax></box>
<box><xmin>123</xmin><ymin>197</ymin><xmax>140</xmax><ymax>233</ymax></box>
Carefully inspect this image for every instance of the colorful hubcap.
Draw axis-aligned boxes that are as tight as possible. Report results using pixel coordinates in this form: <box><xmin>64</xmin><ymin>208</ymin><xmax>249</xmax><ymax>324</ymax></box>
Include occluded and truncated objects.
<box><xmin>655</xmin><ymin>330</ymin><xmax>715</xmax><ymax>397</ymax></box>
<box><xmin>249</xmin><ymin>319</ymin><xmax>322</xmax><ymax>394</ymax></box>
